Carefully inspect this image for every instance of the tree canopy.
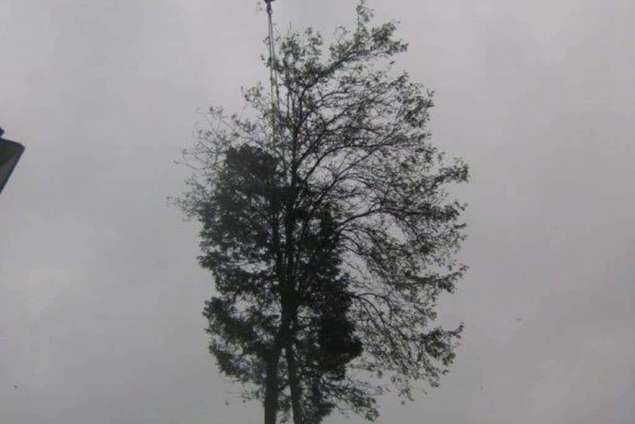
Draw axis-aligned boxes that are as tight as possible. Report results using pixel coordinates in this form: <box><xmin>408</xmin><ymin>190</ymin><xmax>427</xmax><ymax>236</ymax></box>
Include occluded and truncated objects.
<box><xmin>178</xmin><ymin>3</ymin><xmax>468</xmax><ymax>423</ymax></box>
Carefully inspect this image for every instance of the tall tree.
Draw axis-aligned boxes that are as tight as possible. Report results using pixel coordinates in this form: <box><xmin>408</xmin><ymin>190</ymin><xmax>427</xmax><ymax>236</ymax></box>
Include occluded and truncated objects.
<box><xmin>178</xmin><ymin>3</ymin><xmax>468</xmax><ymax>423</ymax></box>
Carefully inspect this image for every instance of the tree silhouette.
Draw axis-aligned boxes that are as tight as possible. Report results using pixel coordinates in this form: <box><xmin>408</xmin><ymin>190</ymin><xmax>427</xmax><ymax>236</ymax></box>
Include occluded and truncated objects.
<box><xmin>178</xmin><ymin>3</ymin><xmax>468</xmax><ymax>423</ymax></box>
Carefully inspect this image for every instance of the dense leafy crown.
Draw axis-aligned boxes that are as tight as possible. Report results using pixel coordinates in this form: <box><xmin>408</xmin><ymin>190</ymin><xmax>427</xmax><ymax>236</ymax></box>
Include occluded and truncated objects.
<box><xmin>179</xmin><ymin>2</ymin><xmax>468</xmax><ymax>422</ymax></box>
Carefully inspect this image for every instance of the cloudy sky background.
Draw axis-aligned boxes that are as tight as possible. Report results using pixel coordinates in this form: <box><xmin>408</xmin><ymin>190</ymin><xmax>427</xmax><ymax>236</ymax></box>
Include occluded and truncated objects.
<box><xmin>1</xmin><ymin>1</ymin><xmax>634</xmax><ymax>423</ymax></box>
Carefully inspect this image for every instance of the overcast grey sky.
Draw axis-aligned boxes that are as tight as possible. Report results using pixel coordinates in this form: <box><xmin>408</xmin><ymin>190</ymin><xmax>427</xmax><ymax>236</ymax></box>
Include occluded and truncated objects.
<box><xmin>1</xmin><ymin>1</ymin><xmax>634</xmax><ymax>423</ymax></box>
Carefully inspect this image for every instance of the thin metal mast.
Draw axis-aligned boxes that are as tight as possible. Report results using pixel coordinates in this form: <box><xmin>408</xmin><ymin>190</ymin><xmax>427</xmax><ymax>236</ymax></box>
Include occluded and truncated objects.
<box><xmin>265</xmin><ymin>0</ymin><xmax>281</xmax><ymax>145</ymax></box>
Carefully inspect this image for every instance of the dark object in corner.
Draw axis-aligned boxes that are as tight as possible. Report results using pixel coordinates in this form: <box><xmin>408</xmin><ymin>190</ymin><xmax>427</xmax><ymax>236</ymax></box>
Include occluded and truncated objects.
<box><xmin>0</xmin><ymin>128</ymin><xmax>25</xmax><ymax>195</ymax></box>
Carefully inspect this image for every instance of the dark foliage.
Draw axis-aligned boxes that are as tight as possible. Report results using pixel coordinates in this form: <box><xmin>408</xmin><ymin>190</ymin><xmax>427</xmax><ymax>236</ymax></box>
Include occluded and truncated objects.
<box><xmin>178</xmin><ymin>2</ymin><xmax>468</xmax><ymax>423</ymax></box>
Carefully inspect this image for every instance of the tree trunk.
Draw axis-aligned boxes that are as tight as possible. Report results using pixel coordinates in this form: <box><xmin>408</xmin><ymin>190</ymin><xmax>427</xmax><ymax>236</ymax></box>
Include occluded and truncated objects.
<box><xmin>265</xmin><ymin>310</ymin><xmax>294</xmax><ymax>424</ymax></box>
<box><xmin>285</xmin><ymin>342</ymin><xmax>304</xmax><ymax>424</ymax></box>
<box><xmin>264</xmin><ymin>347</ymin><xmax>282</xmax><ymax>424</ymax></box>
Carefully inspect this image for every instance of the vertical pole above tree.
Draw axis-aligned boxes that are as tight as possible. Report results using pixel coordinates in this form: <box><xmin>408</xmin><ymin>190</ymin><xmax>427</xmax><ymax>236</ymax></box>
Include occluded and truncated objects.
<box><xmin>265</xmin><ymin>0</ymin><xmax>281</xmax><ymax>148</ymax></box>
<box><xmin>263</xmin><ymin>3</ymin><xmax>284</xmax><ymax>424</ymax></box>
